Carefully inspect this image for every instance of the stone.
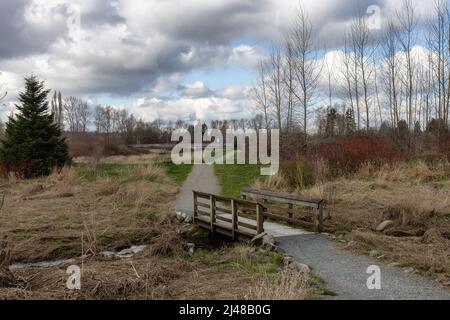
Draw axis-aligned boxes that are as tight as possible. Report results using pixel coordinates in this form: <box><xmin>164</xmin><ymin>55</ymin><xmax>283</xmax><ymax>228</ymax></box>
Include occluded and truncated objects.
<box><xmin>282</xmin><ymin>256</ymin><xmax>294</xmax><ymax>267</ymax></box>
<box><xmin>185</xmin><ymin>243</ymin><xmax>195</xmax><ymax>254</ymax></box>
<box><xmin>262</xmin><ymin>234</ymin><xmax>276</xmax><ymax>247</ymax></box>
<box><xmin>175</xmin><ymin>211</ymin><xmax>193</xmax><ymax>223</ymax></box>
<box><xmin>388</xmin><ymin>262</ymin><xmax>402</xmax><ymax>268</ymax></box>
<box><xmin>288</xmin><ymin>262</ymin><xmax>311</xmax><ymax>275</ymax></box>
<box><xmin>250</xmin><ymin>232</ymin><xmax>268</xmax><ymax>246</ymax></box>
<box><xmin>376</xmin><ymin>220</ymin><xmax>395</xmax><ymax>232</ymax></box>
<box><xmin>404</xmin><ymin>267</ymin><xmax>415</xmax><ymax>274</ymax></box>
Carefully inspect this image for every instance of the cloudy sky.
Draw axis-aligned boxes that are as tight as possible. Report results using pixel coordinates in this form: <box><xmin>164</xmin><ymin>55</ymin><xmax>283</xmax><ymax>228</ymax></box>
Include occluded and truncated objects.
<box><xmin>0</xmin><ymin>0</ymin><xmax>436</xmax><ymax>122</ymax></box>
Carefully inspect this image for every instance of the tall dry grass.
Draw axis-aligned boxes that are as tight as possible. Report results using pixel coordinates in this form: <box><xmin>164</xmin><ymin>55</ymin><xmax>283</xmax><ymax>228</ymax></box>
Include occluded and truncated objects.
<box><xmin>245</xmin><ymin>269</ymin><xmax>311</xmax><ymax>300</ymax></box>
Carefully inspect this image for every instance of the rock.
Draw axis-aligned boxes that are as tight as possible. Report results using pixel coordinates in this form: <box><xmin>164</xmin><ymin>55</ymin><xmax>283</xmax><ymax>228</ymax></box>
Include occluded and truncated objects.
<box><xmin>282</xmin><ymin>256</ymin><xmax>294</xmax><ymax>267</ymax></box>
<box><xmin>262</xmin><ymin>234</ymin><xmax>276</xmax><ymax>247</ymax></box>
<box><xmin>376</xmin><ymin>220</ymin><xmax>395</xmax><ymax>232</ymax></box>
<box><xmin>288</xmin><ymin>262</ymin><xmax>311</xmax><ymax>275</ymax></box>
<box><xmin>388</xmin><ymin>262</ymin><xmax>402</xmax><ymax>268</ymax></box>
<box><xmin>175</xmin><ymin>211</ymin><xmax>193</xmax><ymax>223</ymax></box>
<box><xmin>185</xmin><ymin>243</ymin><xmax>195</xmax><ymax>254</ymax></box>
<box><xmin>404</xmin><ymin>267</ymin><xmax>415</xmax><ymax>274</ymax></box>
<box><xmin>250</xmin><ymin>232</ymin><xmax>268</xmax><ymax>246</ymax></box>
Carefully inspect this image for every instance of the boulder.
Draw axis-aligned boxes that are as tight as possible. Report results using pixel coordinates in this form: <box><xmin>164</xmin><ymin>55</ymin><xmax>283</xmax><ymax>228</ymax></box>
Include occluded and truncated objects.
<box><xmin>288</xmin><ymin>262</ymin><xmax>311</xmax><ymax>275</ymax></box>
<box><xmin>282</xmin><ymin>256</ymin><xmax>294</xmax><ymax>267</ymax></box>
<box><xmin>376</xmin><ymin>220</ymin><xmax>395</xmax><ymax>232</ymax></box>
<box><xmin>262</xmin><ymin>234</ymin><xmax>276</xmax><ymax>247</ymax></box>
<box><xmin>250</xmin><ymin>232</ymin><xmax>268</xmax><ymax>246</ymax></box>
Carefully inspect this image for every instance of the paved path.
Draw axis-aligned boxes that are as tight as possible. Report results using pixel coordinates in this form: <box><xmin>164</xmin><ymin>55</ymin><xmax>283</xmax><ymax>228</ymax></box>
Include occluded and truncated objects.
<box><xmin>175</xmin><ymin>164</ymin><xmax>221</xmax><ymax>214</ymax></box>
<box><xmin>278</xmin><ymin>234</ymin><xmax>449</xmax><ymax>300</ymax></box>
<box><xmin>175</xmin><ymin>164</ymin><xmax>450</xmax><ymax>300</ymax></box>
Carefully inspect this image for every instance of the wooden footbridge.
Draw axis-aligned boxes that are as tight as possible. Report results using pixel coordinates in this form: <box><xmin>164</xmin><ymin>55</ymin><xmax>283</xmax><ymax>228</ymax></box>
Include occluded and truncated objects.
<box><xmin>193</xmin><ymin>188</ymin><xmax>326</xmax><ymax>241</ymax></box>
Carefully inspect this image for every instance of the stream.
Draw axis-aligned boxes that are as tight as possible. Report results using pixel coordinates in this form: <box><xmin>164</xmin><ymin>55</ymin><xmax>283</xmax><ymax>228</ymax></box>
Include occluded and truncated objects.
<box><xmin>9</xmin><ymin>245</ymin><xmax>147</xmax><ymax>270</ymax></box>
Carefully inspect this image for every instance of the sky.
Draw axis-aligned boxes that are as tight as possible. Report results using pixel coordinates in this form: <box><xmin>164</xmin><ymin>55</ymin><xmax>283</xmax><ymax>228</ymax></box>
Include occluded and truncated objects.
<box><xmin>0</xmin><ymin>0</ymin><xmax>438</xmax><ymax>123</ymax></box>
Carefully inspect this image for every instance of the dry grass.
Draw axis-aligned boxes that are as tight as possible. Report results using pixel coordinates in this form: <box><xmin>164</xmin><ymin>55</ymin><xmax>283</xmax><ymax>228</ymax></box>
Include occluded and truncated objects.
<box><xmin>245</xmin><ymin>269</ymin><xmax>311</xmax><ymax>300</ymax></box>
<box><xmin>0</xmin><ymin>159</ymin><xmax>312</xmax><ymax>300</ymax></box>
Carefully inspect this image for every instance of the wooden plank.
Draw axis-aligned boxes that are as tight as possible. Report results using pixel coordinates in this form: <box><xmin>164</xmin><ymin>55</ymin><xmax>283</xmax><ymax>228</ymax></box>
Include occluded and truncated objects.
<box><xmin>193</xmin><ymin>192</ymin><xmax>198</xmax><ymax>219</ymax></box>
<box><xmin>216</xmin><ymin>206</ymin><xmax>232</xmax><ymax>214</ymax></box>
<box><xmin>216</xmin><ymin>215</ymin><xmax>233</xmax><ymax>224</ymax></box>
<box><xmin>196</xmin><ymin>202</ymin><xmax>211</xmax><ymax>210</ymax></box>
<box><xmin>241</xmin><ymin>188</ymin><xmax>323</xmax><ymax>209</ymax></box>
<box><xmin>197</xmin><ymin>209</ymin><xmax>211</xmax><ymax>217</ymax></box>
<box><xmin>263</xmin><ymin>212</ymin><xmax>316</xmax><ymax>229</ymax></box>
<box><xmin>210</xmin><ymin>195</ymin><xmax>216</xmax><ymax>234</ymax></box>
<box><xmin>288</xmin><ymin>203</ymin><xmax>293</xmax><ymax>226</ymax></box>
<box><xmin>256</xmin><ymin>204</ymin><xmax>264</xmax><ymax>234</ymax></box>
<box><xmin>231</xmin><ymin>199</ymin><xmax>237</xmax><ymax>240</ymax></box>
<box><xmin>238</xmin><ymin>221</ymin><xmax>258</xmax><ymax>231</ymax></box>
<box><xmin>317</xmin><ymin>202</ymin><xmax>324</xmax><ymax>233</ymax></box>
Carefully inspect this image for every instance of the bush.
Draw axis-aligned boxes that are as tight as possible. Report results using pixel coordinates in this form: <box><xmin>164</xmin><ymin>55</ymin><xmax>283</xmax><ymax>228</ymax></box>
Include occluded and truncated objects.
<box><xmin>309</xmin><ymin>135</ymin><xmax>405</xmax><ymax>176</ymax></box>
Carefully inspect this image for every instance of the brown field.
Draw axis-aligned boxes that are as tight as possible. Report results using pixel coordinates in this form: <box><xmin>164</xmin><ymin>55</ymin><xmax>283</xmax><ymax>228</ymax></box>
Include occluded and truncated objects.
<box><xmin>255</xmin><ymin>161</ymin><xmax>450</xmax><ymax>287</ymax></box>
<box><xmin>0</xmin><ymin>158</ymin><xmax>311</xmax><ymax>300</ymax></box>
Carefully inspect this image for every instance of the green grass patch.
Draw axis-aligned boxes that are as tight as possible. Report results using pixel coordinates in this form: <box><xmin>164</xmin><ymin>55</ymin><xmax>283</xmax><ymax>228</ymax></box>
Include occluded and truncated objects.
<box><xmin>75</xmin><ymin>163</ymin><xmax>131</xmax><ymax>182</ymax></box>
<box><xmin>215</xmin><ymin>164</ymin><xmax>265</xmax><ymax>198</ymax></box>
<box><xmin>159</xmin><ymin>161</ymin><xmax>193</xmax><ymax>186</ymax></box>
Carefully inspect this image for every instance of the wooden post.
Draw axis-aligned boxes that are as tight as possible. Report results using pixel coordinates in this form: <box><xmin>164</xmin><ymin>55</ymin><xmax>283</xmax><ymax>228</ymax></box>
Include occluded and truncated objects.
<box><xmin>210</xmin><ymin>195</ymin><xmax>216</xmax><ymax>234</ymax></box>
<box><xmin>231</xmin><ymin>199</ymin><xmax>237</xmax><ymax>240</ymax></box>
<box><xmin>193</xmin><ymin>192</ymin><xmax>198</xmax><ymax>221</ymax></box>
<box><xmin>256</xmin><ymin>204</ymin><xmax>264</xmax><ymax>235</ymax></box>
<box><xmin>317</xmin><ymin>203</ymin><xmax>324</xmax><ymax>233</ymax></box>
<box><xmin>288</xmin><ymin>203</ymin><xmax>293</xmax><ymax>226</ymax></box>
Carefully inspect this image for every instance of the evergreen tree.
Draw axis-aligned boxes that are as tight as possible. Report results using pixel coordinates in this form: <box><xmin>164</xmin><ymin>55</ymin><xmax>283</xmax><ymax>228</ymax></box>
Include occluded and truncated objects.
<box><xmin>345</xmin><ymin>108</ymin><xmax>356</xmax><ymax>135</ymax></box>
<box><xmin>0</xmin><ymin>76</ymin><xmax>70</xmax><ymax>178</ymax></box>
<box><xmin>326</xmin><ymin>108</ymin><xmax>337</xmax><ymax>137</ymax></box>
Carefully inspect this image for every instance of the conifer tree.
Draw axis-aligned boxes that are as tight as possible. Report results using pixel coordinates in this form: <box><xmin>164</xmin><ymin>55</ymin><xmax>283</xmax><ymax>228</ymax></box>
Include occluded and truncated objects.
<box><xmin>0</xmin><ymin>76</ymin><xmax>70</xmax><ymax>178</ymax></box>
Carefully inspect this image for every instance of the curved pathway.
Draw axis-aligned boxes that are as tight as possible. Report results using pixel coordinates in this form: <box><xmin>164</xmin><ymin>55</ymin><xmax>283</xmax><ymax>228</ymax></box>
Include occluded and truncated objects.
<box><xmin>175</xmin><ymin>164</ymin><xmax>450</xmax><ymax>300</ymax></box>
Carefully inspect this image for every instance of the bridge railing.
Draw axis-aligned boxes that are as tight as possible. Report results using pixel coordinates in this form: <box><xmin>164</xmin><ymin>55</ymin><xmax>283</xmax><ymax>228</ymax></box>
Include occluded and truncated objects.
<box><xmin>193</xmin><ymin>191</ymin><xmax>264</xmax><ymax>240</ymax></box>
<box><xmin>241</xmin><ymin>188</ymin><xmax>326</xmax><ymax>233</ymax></box>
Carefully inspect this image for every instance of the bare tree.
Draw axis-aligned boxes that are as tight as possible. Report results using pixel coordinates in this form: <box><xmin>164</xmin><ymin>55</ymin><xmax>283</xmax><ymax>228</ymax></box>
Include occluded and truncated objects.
<box><xmin>267</xmin><ymin>46</ymin><xmax>284</xmax><ymax>131</ymax></box>
<box><xmin>252</xmin><ymin>61</ymin><xmax>271</xmax><ymax>130</ymax></box>
<box><xmin>350</xmin><ymin>10</ymin><xmax>376</xmax><ymax>131</ymax></box>
<box><xmin>396</xmin><ymin>0</ymin><xmax>419</xmax><ymax>130</ymax></box>
<box><xmin>288</xmin><ymin>6</ymin><xmax>321</xmax><ymax>146</ymax></box>
<box><xmin>64</xmin><ymin>97</ymin><xmax>90</xmax><ymax>132</ymax></box>
<box><xmin>381</xmin><ymin>20</ymin><xmax>401</xmax><ymax>131</ymax></box>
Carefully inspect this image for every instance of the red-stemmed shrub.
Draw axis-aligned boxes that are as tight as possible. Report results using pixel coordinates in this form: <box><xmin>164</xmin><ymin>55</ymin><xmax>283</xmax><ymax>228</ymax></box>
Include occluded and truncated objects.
<box><xmin>309</xmin><ymin>135</ymin><xmax>405</xmax><ymax>176</ymax></box>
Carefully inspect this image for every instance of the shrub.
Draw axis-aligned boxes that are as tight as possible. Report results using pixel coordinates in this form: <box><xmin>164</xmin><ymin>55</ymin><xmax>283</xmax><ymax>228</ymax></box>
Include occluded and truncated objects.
<box><xmin>309</xmin><ymin>135</ymin><xmax>405</xmax><ymax>176</ymax></box>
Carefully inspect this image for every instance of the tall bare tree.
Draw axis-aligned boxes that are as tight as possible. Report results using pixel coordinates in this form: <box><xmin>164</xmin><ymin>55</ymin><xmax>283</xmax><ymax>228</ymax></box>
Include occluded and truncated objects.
<box><xmin>288</xmin><ymin>6</ymin><xmax>321</xmax><ymax>146</ymax></box>
<box><xmin>396</xmin><ymin>0</ymin><xmax>419</xmax><ymax>130</ymax></box>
